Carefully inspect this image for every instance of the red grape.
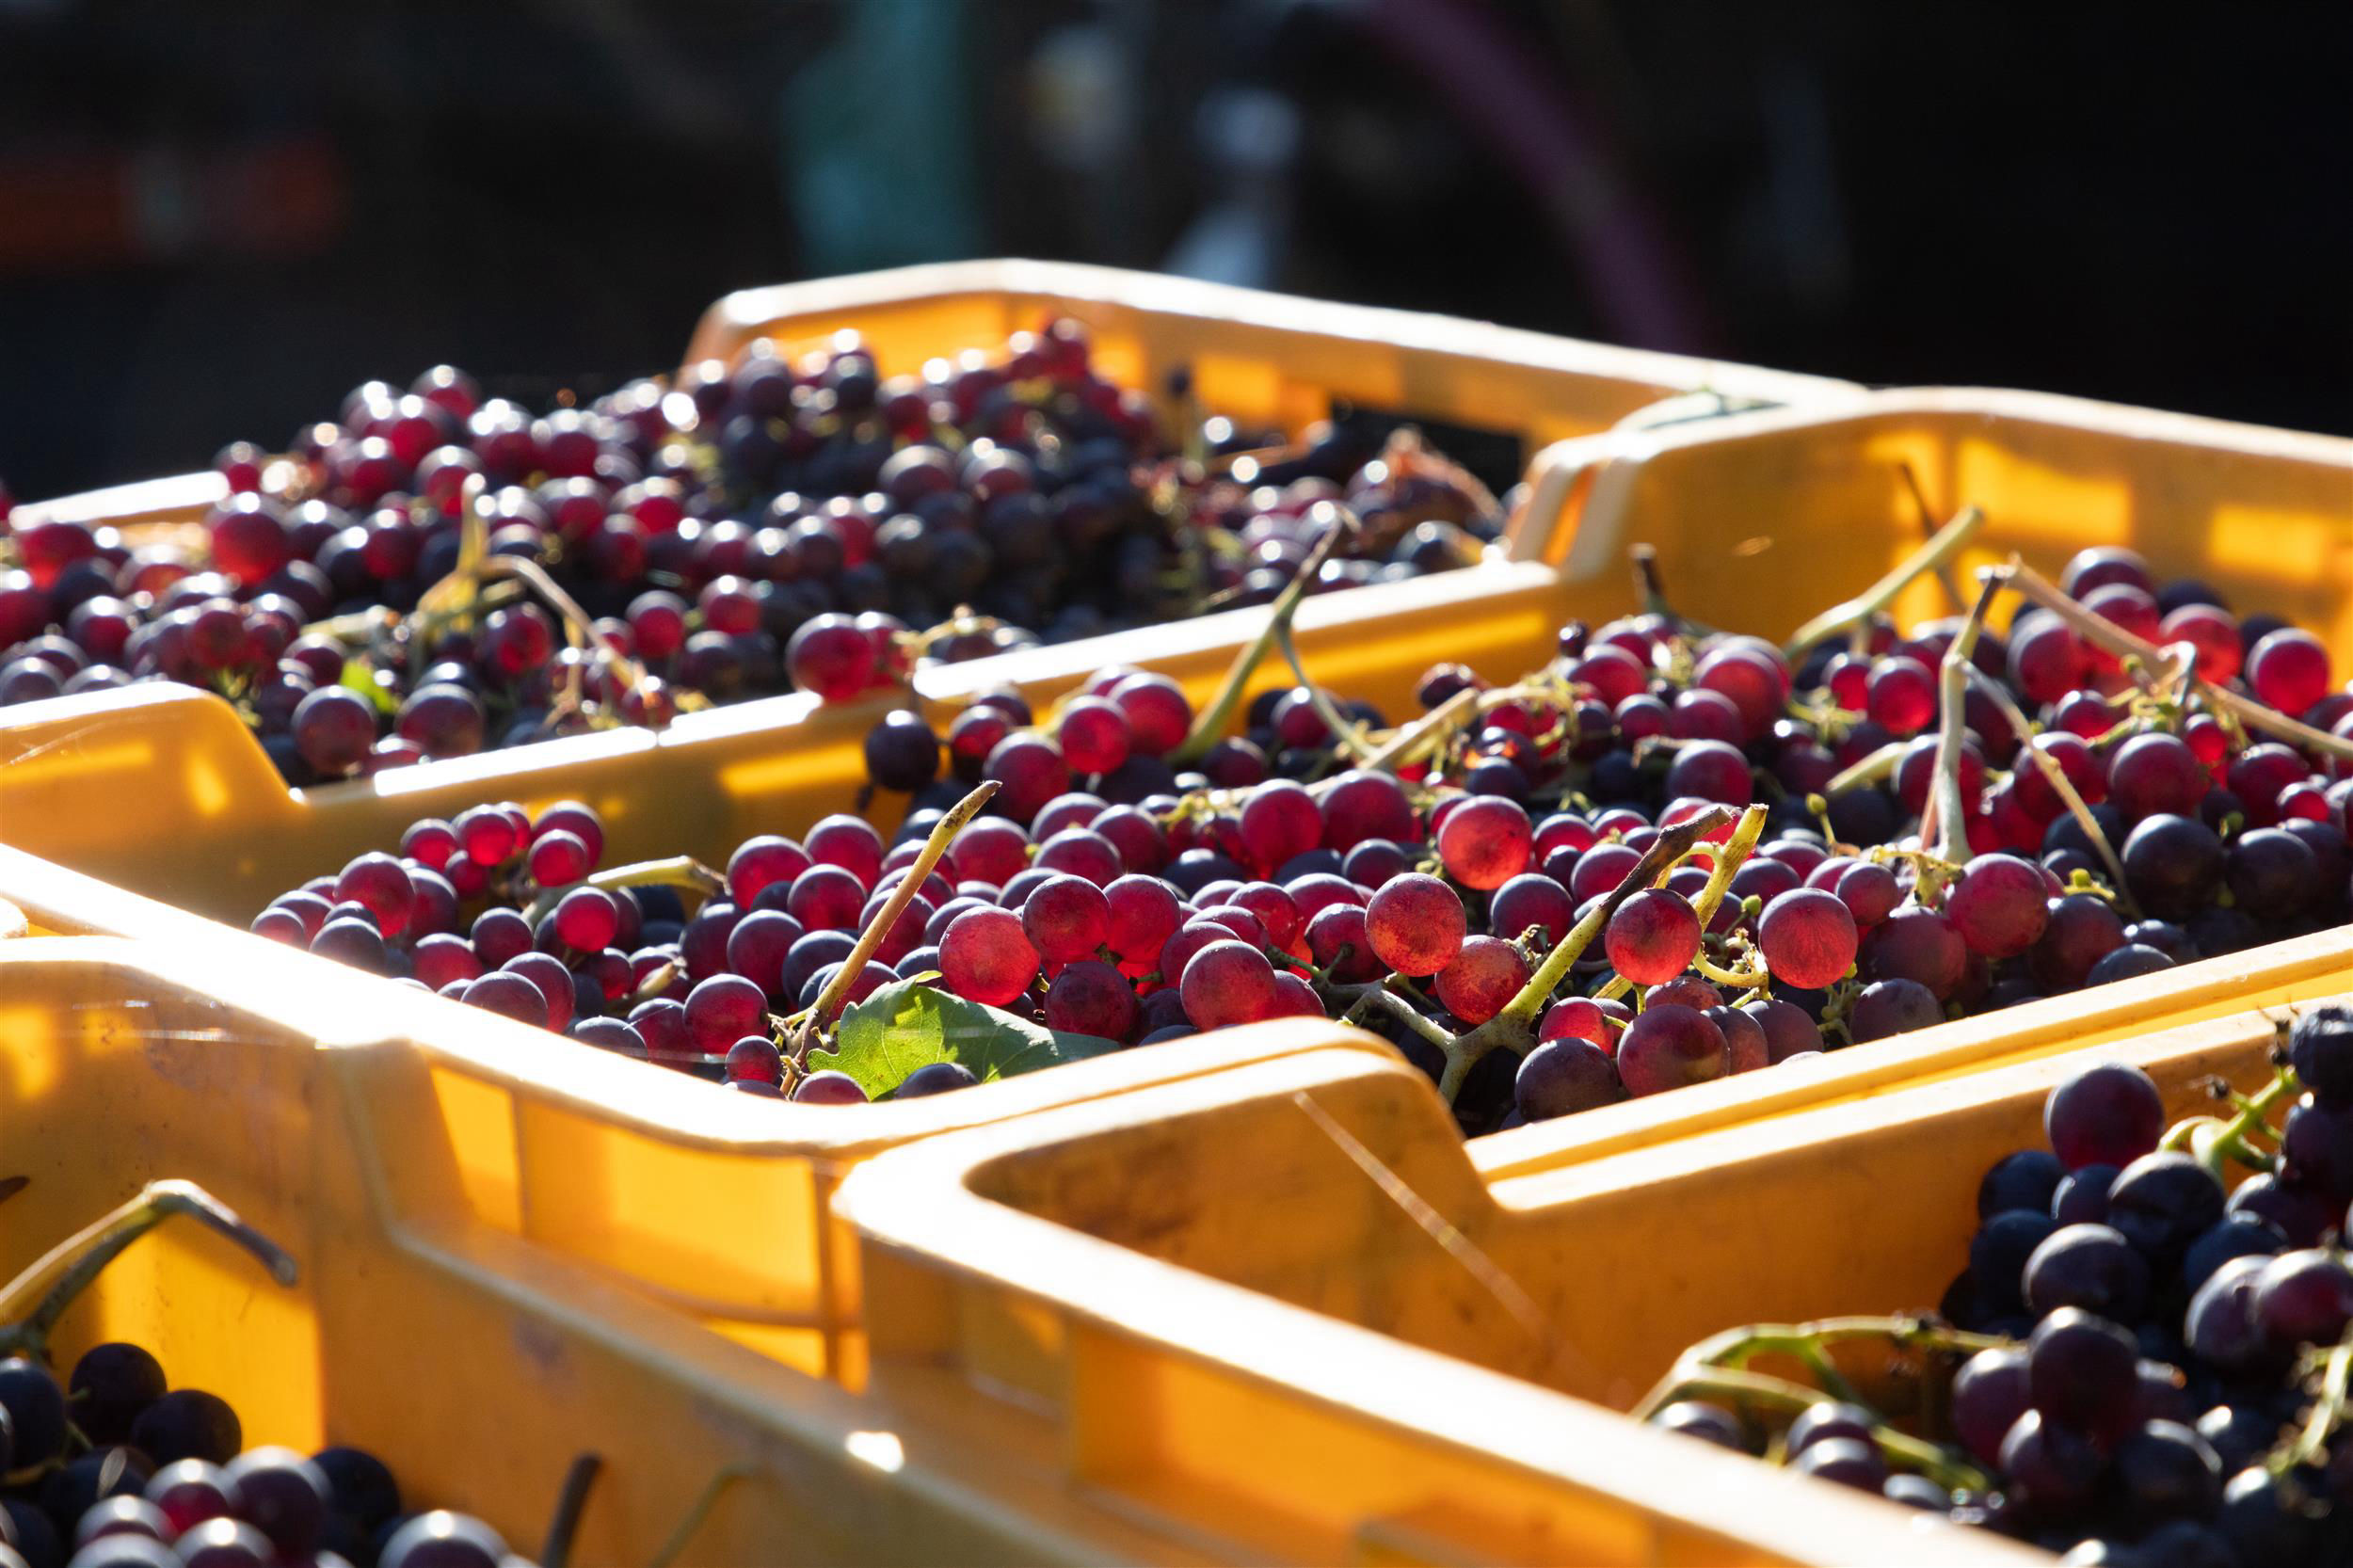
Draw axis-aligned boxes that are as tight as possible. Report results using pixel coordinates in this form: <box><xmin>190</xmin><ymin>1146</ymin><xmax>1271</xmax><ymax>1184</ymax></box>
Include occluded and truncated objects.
<box><xmin>1617</xmin><ymin>1004</ymin><xmax>1729</xmax><ymax>1097</ymax></box>
<box><xmin>1177</xmin><ymin>940</ymin><xmax>1279</xmax><ymax>1030</ymax></box>
<box><xmin>1020</xmin><ymin>873</ymin><xmax>1111</xmax><ymax>962</ymax></box>
<box><xmin>1364</xmin><ymin>873</ymin><xmax>1466</xmax><ymax>977</ymax></box>
<box><xmin>1433</xmin><ymin>936</ymin><xmax>1530</xmax><ymax>1024</ymax></box>
<box><xmin>2248</xmin><ymin>628</ymin><xmax>2329</xmax><ymax>714</ymax></box>
<box><xmin>1057</xmin><ymin>696</ymin><xmax>1133</xmax><ymax>776</ymax></box>
<box><xmin>1045</xmin><ymin>960</ymin><xmax>1140</xmax><ymax>1041</ymax></box>
<box><xmin>1434</xmin><ymin>796</ymin><xmax>1532</xmax><ymax>890</ymax></box>
<box><xmin>1756</xmin><ymin>888</ymin><xmax>1859</xmax><ymax>988</ymax></box>
<box><xmin>1604</xmin><ymin>888</ymin><xmax>1702</xmax><ymax>985</ymax></box>
<box><xmin>939</xmin><ymin>907</ymin><xmax>1040</xmax><ymax>1006</ymax></box>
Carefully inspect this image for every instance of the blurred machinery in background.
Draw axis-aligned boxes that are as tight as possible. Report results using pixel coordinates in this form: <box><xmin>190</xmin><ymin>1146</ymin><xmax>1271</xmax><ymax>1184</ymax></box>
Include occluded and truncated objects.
<box><xmin>1</xmin><ymin>1</ymin><xmax>2346</xmax><ymax>498</ymax></box>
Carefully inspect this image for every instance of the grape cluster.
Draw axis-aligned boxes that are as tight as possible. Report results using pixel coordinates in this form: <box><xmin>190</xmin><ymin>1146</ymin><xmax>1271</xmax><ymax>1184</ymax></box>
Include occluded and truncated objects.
<box><xmin>0</xmin><ymin>328</ymin><xmax>1499</xmax><ymax>785</ymax></box>
<box><xmin>0</xmin><ymin>1343</ymin><xmax>521</xmax><ymax>1568</ymax></box>
<box><xmin>1648</xmin><ymin>1012</ymin><xmax>2353</xmax><ymax>1564</ymax></box>
<box><xmin>248</xmin><ymin>793</ymin><xmax>969</xmax><ymax>1104</ymax></box>
<box><xmin>873</xmin><ymin>542</ymin><xmax>2353</xmax><ymax>1114</ymax></box>
<box><xmin>257</xmin><ymin>533</ymin><xmax>2353</xmax><ymax>1130</ymax></box>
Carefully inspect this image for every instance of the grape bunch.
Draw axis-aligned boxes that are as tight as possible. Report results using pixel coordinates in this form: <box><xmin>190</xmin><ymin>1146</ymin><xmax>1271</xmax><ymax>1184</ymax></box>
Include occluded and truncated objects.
<box><xmin>0</xmin><ymin>328</ymin><xmax>1501</xmax><ymax>785</ymax></box>
<box><xmin>0</xmin><ymin>1183</ymin><xmax>525</xmax><ymax>1568</ymax></box>
<box><xmin>257</xmin><ymin>523</ymin><xmax>2353</xmax><ymax>1130</ymax></box>
<box><xmin>850</xmin><ymin>550</ymin><xmax>2348</xmax><ymax>1124</ymax></box>
<box><xmin>0</xmin><ymin>1344</ymin><xmax>522</xmax><ymax>1568</ymax></box>
<box><xmin>1643</xmin><ymin>1010</ymin><xmax>2353</xmax><ymax>1565</ymax></box>
<box><xmin>249</xmin><ymin>792</ymin><xmax>972</xmax><ymax>1104</ymax></box>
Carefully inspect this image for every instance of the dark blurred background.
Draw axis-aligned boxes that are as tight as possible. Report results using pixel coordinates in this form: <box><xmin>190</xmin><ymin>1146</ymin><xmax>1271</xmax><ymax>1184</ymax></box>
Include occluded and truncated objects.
<box><xmin>3</xmin><ymin>1</ymin><xmax>2348</xmax><ymax>501</ymax></box>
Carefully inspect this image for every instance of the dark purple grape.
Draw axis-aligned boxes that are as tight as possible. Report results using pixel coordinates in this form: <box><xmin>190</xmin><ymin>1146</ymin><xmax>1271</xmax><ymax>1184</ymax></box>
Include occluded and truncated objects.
<box><xmin>1787</xmin><ymin>1436</ymin><xmax>1885</xmax><ymax>1492</ymax></box>
<box><xmin>1785</xmin><ymin>1401</ymin><xmax>1877</xmax><ymax>1455</ymax></box>
<box><xmin>0</xmin><ymin>1358</ymin><xmax>67</xmax><ymax>1468</ymax></box>
<box><xmin>1649</xmin><ymin>1401</ymin><xmax>1748</xmax><ymax>1450</ymax></box>
<box><xmin>120</xmin><ymin>1394</ymin><xmax>236</xmax><ymax>1477</ymax></box>
<box><xmin>1979</xmin><ymin>1148</ymin><xmax>2066</xmax><ymax>1219</ymax></box>
<box><xmin>67</xmin><ymin>1344</ymin><xmax>164</xmax><ymax>1447</ymax></box>
<box><xmin>2181</xmin><ymin>1215</ymin><xmax>2286</xmax><ymax>1293</ymax></box>
<box><xmin>1849</xmin><ymin>977</ymin><xmax>1942</xmax><ymax>1042</ymax></box>
<box><xmin>2290</xmin><ymin>1004</ymin><xmax>2353</xmax><ymax>1109</ymax></box>
<box><xmin>2185</xmin><ymin>1256</ymin><xmax>2280</xmax><ymax>1376</ymax></box>
<box><xmin>2226</xmin><ymin>1171</ymin><xmax>2339</xmax><ymax>1247</ymax></box>
<box><xmin>2024</xmin><ymin>1224</ymin><xmax>2151</xmax><ymax>1320</ymax></box>
<box><xmin>222</xmin><ymin>1448</ymin><xmax>329</xmax><ymax>1555</ymax></box>
<box><xmin>2044</xmin><ymin>1063</ymin><xmax>2166</xmax><ymax>1171</ymax></box>
<box><xmin>2105</xmin><ymin>1152</ymin><xmax>2224</xmax><ymax>1263</ymax></box>
<box><xmin>1952</xmin><ymin>1345</ymin><xmax>2032</xmax><ymax>1465</ymax></box>
<box><xmin>2052</xmin><ymin>1163</ymin><xmax>2120</xmax><ymax>1226</ymax></box>
<box><xmin>378</xmin><ymin>1511</ymin><xmax>510</xmax><ymax>1568</ymax></box>
<box><xmin>2215</xmin><ymin>1465</ymin><xmax>2319</xmax><ymax>1564</ymax></box>
<box><xmin>1998</xmin><ymin>1408</ymin><xmax>2105</xmax><ymax>1508</ymax></box>
<box><xmin>2111</xmin><ymin>1420</ymin><xmax>2222</xmax><ymax>1523</ymax></box>
<box><xmin>895</xmin><ymin>1061</ymin><xmax>979</xmax><ymax>1098</ymax></box>
<box><xmin>2121</xmin><ymin>814</ymin><xmax>2226</xmax><ymax>921</ymax></box>
<box><xmin>862</xmin><ymin>710</ymin><xmax>941</xmax><ymax>792</ymax></box>
<box><xmin>2085</xmin><ymin>943</ymin><xmax>2175</xmax><ymax>986</ymax></box>
<box><xmin>1513</xmin><ymin>1040</ymin><xmax>1622</xmax><ymax>1119</ymax></box>
<box><xmin>2281</xmin><ymin>1096</ymin><xmax>2353</xmax><ymax>1202</ymax></box>
<box><xmin>1969</xmin><ymin>1211</ymin><xmax>2058</xmax><ymax>1317</ymax></box>
<box><xmin>2027</xmin><ymin>1308</ymin><xmax>2140</xmax><ymax>1444</ymax></box>
<box><xmin>2249</xmin><ymin>1248</ymin><xmax>2353</xmax><ymax>1350</ymax></box>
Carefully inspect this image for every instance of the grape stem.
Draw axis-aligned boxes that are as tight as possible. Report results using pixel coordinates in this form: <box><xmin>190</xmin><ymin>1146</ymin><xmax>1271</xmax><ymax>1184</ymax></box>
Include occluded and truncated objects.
<box><xmin>1634</xmin><ymin>1314</ymin><xmax>2007</xmax><ymax>1493</ymax></box>
<box><xmin>1693</xmin><ymin>942</ymin><xmax>1770</xmax><ymax>991</ymax></box>
<box><xmin>1990</xmin><ymin>561</ymin><xmax>2353</xmax><ymax>763</ymax></box>
<box><xmin>1431</xmin><ymin>805</ymin><xmax>1737</xmax><ymax>1100</ymax></box>
<box><xmin>1782</xmin><ymin>504</ymin><xmax>1987</xmax><ymax>662</ymax></box>
<box><xmin>1927</xmin><ymin>577</ymin><xmax>2002</xmax><ymax>872</ymax></box>
<box><xmin>1594</xmin><ymin>804</ymin><xmax>1769</xmax><ymax>1004</ymax></box>
<box><xmin>1353</xmin><ymin>685</ymin><xmax>1481</xmax><ymax>773</ymax></box>
<box><xmin>1333</xmin><ymin>984</ymin><xmax>1457</xmax><ymax>1050</ymax></box>
<box><xmin>2166</xmin><ymin>1061</ymin><xmax>2301</xmax><ymax>1179</ymax></box>
<box><xmin>526</xmin><ymin>856</ymin><xmax>728</xmax><ymax>924</ymax></box>
<box><xmin>792</xmin><ymin>780</ymin><xmax>999</xmax><ymax>1059</ymax></box>
<box><xmin>1636</xmin><ymin>1364</ymin><xmax>1993</xmax><ymax>1495</ymax></box>
<box><xmin>1961</xmin><ymin>664</ymin><xmax>2138</xmax><ymax>917</ymax></box>
<box><xmin>1822</xmin><ymin>741</ymin><xmax>1904</xmax><ymax>797</ymax></box>
<box><xmin>1172</xmin><ymin>513</ymin><xmax>1354</xmax><ymax>763</ymax></box>
<box><xmin>2268</xmin><ymin>1325</ymin><xmax>2353</xmax><ymax>1480</ymax></box>
<box><xmin>0</xmin><ymin>1180</ymin><xmax>298</xmax><ymax>1359</ymax></box>
<box><xmin>1274</xmin><ymin>622</ymin><xmax>1379</xmax><ymax>763</ymax></box>
<box><xmin>1897</xmin><ymin>461</ymin><xmax>1969</xmax><ymax>613</ymax></box>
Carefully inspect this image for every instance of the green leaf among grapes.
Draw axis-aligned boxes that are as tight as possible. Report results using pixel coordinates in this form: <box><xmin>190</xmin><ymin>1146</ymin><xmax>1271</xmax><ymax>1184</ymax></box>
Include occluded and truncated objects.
<box><xmin>809</xmin><ymin>978</ymin><xmax>1120</xmax><ymax>1100</ymax></box>
<box><xmin>340</xmin><ymin>657</ymin><xmax>399</xmax><ymax>716</ymax></box>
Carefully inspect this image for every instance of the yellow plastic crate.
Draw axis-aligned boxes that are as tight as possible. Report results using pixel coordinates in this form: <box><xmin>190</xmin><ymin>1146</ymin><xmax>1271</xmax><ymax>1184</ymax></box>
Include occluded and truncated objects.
<box><xmin>4</xmin><ymin>936</ymin><xmax>1374</xmax><ymax>1564</ymax></box>
<box><xmin>0</xmin><ymin>871</ymin><xmax>1393</xmax><ymax>1392</ymax></box>
<box><xmin>834</xmin><ymin>1002</ymin><xmax>2309</xmax><ymax>1565</ymax></box>
<box><xmin>0</xmin><ymin>259</ymin><xmax>1843</xmax><ymax>916</ymax></box>
<box><xmin>1508</xmin><ymin>385</ymin><xmax>2353</xmax><ymax>653</ymax></box>
<box><xmin>683</xmin><ymin>259</ymin><xmax>1840</xmax><ymax>452</ymax></box>
<box><xmin>834</xmin><ymin>1043</ymin><xmax>2078</xmax><ymax>1564</ymax></box>
<box><xmin>6</xmin><ymin>385</ymin><xmax>2353</xmax><ymax>1234</ymax></box>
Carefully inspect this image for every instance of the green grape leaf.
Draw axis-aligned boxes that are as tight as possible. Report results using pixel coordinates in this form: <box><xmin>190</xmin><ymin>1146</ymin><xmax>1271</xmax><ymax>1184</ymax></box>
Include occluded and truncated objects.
<box><xmin>808</xmin><ymin>978</ymin><xmax>1120</xmax><ymax>1099</ymax></box>
<box><xmin>339</xmin><ymin>657</ymin><xmax>399</xmax><ymax>716</ymax></box>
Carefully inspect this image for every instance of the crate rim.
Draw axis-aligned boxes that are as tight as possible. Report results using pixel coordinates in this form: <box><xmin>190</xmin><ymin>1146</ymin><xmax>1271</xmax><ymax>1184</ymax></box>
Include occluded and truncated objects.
<box><xmin>1508</xmin><ymin>382</ymin><xmax>2353</xmax><ymax>569</ymax></box>
<box><xmin>685</xmin><ymin>256</ymin><xmax>1856</xmax><ymax>407</ymax></box>
<box><xmin>832</xmin><ymin>1044</ymin><xmax>2050</xmax><ymax>1568</ymax></box>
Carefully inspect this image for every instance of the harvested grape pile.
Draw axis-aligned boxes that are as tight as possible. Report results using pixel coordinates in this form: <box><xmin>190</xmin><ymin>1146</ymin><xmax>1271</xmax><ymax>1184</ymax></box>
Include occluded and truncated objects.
<box><xmin>0</xmin><ymin>324</ymin><xmax>1499</xmax><ymax>784</ymax></box>
<box><xmin>254</xmin><ymin>522</ymin><xmax>2353</xmax><ymax>1135</ymax></box>
<box><xmin>0</xmin><ymin>1184</ymin><xmax>528</xmax><ymax>1568</ymax></box>
<box><xmin>1640</xmin><ymin>1009</ymin><xmax>2353</xmax><ymax>1565</ymax></box>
